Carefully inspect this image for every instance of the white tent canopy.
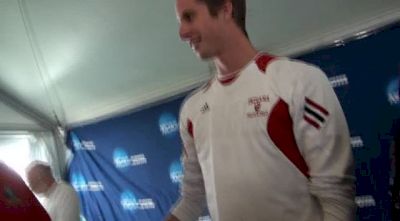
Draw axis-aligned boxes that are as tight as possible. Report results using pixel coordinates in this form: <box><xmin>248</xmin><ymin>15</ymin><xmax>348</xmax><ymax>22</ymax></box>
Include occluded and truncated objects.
<box><xmin>0</xmin><ymin>99</ymin><xmax>44</xmax><ymax>131</ymax></box>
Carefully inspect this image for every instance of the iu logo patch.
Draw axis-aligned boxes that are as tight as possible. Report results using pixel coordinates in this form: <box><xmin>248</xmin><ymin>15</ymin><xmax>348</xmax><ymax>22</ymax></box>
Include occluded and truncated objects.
<box><xmin>247</xmin><ymin>95</ymin><xmax>269</xmax><ymax>118</ymax></box>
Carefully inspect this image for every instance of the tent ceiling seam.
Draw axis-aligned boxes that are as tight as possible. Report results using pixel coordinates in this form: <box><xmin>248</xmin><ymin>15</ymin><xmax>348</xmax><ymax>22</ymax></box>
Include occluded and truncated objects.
<box><xmin>17</xmin><ymin>0</ymin><xmax>66</xmax><ymax>127</ymax></box>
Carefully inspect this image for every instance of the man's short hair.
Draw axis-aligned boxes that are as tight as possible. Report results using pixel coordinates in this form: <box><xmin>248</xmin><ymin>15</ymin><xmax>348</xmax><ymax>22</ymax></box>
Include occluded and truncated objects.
<box><xmin>198</xmin><ymin>0</ymin><xmax>248</xmax><ymax>38</ymax></box>
<box><xmin>26</xmin><ymin>160</ymin><xmax>52</xmax><ymax>175</ymax></box>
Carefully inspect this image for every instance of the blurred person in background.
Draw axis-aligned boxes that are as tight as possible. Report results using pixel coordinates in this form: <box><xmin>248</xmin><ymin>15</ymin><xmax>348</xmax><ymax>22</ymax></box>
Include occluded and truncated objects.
<box><xmin>26</xmin><ymin>160</ymin><xmax>80</xmax><ymax>221</ymax></box>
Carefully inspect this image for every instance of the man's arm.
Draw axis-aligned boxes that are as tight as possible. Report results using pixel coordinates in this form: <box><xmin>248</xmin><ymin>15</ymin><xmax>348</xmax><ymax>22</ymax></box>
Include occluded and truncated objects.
<box><xmin>58</xmin><ymin>183</ymin><xmax>80</xmax><ymax>221</ymax></box>
<box><xmin>166</xmin><ymin>106</ymin><xmax>207</xmax><ymax>221</ymax></box>
<box><xmin>290</xmin><ymin>63</ymin><xmax>356</xmax><ymax>220</ymax></box>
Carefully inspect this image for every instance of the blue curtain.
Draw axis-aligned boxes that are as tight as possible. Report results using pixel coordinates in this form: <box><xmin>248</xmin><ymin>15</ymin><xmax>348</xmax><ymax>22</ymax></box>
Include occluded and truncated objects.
<box><xmin>67</xmin><ymin>97</ymin><xmax>184</xmax><ymax>221</ymax></box>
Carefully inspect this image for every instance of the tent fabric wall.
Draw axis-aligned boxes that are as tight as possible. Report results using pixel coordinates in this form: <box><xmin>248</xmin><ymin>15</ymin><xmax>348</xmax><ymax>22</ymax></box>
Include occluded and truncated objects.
<box><xmin>67</xmin><ymin>23</ymin><xmax>399</xmax><ymax>221</ymax></box>
<box><xmin>0</xmin><ymin>82</ymin><xmax>68</xmax><ymax>179</ymax></box>
<box><xmin>0</xmin><ymin>100</ymin><xmax>44</xmax><ymax>131</ymax></box>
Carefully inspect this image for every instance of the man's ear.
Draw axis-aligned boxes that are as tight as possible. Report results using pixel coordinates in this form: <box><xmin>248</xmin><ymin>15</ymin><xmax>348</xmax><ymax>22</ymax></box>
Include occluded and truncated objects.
<box><xmin>221</xmin><ymin>0</ymin><xmax>233</xmax><ymax>20</ymax></box>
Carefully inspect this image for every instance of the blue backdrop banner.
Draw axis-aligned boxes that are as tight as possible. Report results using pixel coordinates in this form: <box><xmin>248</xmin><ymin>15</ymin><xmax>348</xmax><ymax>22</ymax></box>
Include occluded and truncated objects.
<box><xmin>67</xmin><ymin>97</ymin><xmax>188</xmax><ymax>221</ymax></box>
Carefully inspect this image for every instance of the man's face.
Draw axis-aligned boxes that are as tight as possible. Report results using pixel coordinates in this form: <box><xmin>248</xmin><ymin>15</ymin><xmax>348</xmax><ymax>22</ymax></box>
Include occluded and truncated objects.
<box><xmin>176</xmin><ymin>0</ymin><xmax>225</xmax><ymax>59</ymax></box>
<box><xmin>26</xmin><ymin>167</ymin><xmax>47</xmax><ymax>194</ymax></box>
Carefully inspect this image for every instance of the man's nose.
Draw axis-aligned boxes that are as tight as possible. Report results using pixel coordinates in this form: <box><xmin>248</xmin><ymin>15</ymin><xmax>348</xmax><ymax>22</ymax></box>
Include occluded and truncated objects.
<box><xmin>179</xmin><ymin>23</ymin><xmax>191</xmax><ymax>41</ymax></box>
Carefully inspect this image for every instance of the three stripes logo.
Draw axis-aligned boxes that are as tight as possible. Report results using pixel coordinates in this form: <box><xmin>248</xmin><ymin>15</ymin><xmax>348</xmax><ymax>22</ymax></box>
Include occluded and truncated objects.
<box><xmin>303</xmin><ymin>97</ymin><xmax>329</xmax><ymax>129</ymax></box>
<box><xmin>201</xmin><ymin>102</ymin><xmax>210</xmax><ymax>114</ymax></box>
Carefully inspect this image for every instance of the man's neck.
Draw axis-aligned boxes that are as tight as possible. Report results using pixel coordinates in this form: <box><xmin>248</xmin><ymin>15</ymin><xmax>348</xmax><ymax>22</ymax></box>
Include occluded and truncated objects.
<box><xmin>214</xmin><ymin>31</ymin><xmax>258</xmax><ymax>76</ymax></box>
<box><xmin>44</xmin><ymin>179</ymin><xmax>57</xmax><ymax>195</ymax></box>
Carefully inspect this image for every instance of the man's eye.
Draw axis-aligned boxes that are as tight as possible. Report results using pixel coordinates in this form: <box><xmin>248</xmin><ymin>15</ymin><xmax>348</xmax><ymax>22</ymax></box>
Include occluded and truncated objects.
<box><xmin>183</xmin><ymin>13</ymin><xmax>194</xmax><ymax>23</ymax></box>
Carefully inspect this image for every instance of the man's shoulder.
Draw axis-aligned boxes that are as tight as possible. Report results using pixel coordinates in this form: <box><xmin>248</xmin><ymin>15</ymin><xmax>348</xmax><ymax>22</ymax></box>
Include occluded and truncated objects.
<box><xmin>57</xmin><ymin>181</ymin><xmax>76</xmax><ymax>192</ymax></box>
<box><xmin>268</xmin><ymin>57</ymin><xmax>325</xmax><ymax>82</ymax></box>
<box><xmin>269</xmin><ymin>57</ymin><xmax>318</xmax><ymax>72</ymax></box>
<box><xmin>181</xmin><ymin>78</ymin><xmax>213</xmax><ymax>113</ymax></box>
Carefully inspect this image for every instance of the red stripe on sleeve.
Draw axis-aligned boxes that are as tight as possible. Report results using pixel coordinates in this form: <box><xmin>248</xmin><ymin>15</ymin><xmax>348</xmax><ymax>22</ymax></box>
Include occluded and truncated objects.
<box><xmin>305</xmin><ymin>97</ymin><xmax>329</xmax><ymax>116</ymax></box>
<box><xmin>303</xmin><ymin>115</ymin><xmax>321</xmax><ymax>129</ymax></box>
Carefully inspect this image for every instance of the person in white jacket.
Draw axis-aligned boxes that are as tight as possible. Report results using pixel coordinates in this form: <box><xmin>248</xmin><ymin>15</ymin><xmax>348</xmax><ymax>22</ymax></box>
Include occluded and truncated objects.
<box><xmin>165</xmin><ymin>0</ymin><xmax>356</xmax><ymax>220</ymax></box>
<box><xmin>26</xmin><ymin>161</ymin><xmax>80</xmax><ymax>221</ymax></box>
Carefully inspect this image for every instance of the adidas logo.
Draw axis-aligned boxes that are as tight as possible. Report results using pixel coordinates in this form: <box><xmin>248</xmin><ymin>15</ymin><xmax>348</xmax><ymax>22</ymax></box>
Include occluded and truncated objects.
<box><xmin>201</xmin><ymin>102</ymin><xmax>210</xmax><ymax>113</ymax></box>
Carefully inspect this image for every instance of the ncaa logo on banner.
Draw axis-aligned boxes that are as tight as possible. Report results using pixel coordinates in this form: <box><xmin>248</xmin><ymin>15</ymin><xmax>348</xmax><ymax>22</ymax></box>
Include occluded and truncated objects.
<box><xmin>387</xmin><ymin>76</ymin><xmax>400</xmax><ymax>106</ymax></box>
<box><xmin>71</xmin><ymin>133</ymin><xmax>82</xmax><ymax>150</ymax></box>
<box><xmin>169</xmin><ymin>160</ymin><xmax>183</xmax><ymax>184</ymax></box>
<box><xmin>113</xmin><ymin>148</ymin><xmax>131</xmax><ymax>168</ymax></box>
<box><xmin>113</xmin><ymin>148</ymin><xmax>147</xmax><ymax>169</ymax></box>
<box><xmin>350</xmin><ymin>136</ymin><xmax>364</xmax><ymax>148</ymax></box>
<box><xmin>120</xmin><ymin>190</ymin><xmax>155</xmax><ymax>212</ymax></box>
<box><xmin>199</xmin><ymin>216</ymin><xmax>212</xmax><ymax>221</ymax></box>
<box><xmin>71</xmin><ymin>172</ymin><xmax>87</xmax><ymax>191</ymax></box>
<box><xmin>355</xmin><ymin>195</ymin><xmax>376</xmax><ymax>208</ymax></box>
<box><xmin>159</xmin><ymin>112</ymin><xmax>179</xmax><ymax>138</ymax></box>
<box><xmin>329</xmin><ymin>74</ymin><xmax>349</xmax><ymax>88</ymax></box>
<box><xmin>121</xmin><ymin>191</ymin><xmax>138</xmax><ymax>211</ymax></box>
<box><xmin>71</xmin><ymin>172</ymin><xmax>104</xmax><ymax>192</ymax></box>
<box><xmin>71</xmin><ymin>132</ymin><xmax>96</xmax><ymax>151</ymax></box>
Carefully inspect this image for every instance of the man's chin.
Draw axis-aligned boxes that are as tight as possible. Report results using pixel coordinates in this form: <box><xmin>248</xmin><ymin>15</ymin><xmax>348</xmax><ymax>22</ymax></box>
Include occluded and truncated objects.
<box><xmin>195</xmin><ymin>51</ymin><xmax>213</xmax><ymax>60</ymax></box>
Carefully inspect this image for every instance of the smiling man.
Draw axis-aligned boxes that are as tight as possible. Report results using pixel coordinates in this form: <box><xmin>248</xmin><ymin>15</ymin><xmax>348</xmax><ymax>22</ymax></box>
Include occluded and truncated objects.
<box><xmin>165</xmin><ymin>0</ymin><xmax>356</xmax><ymax>221</ymax></box>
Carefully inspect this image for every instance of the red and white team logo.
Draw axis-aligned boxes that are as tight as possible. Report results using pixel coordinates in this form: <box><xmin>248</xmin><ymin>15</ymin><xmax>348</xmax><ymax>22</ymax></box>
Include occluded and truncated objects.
<box><xmin>247</xmin><ymin>95</ymin><xmax>269</xmax><ymax>118</ymax></box>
